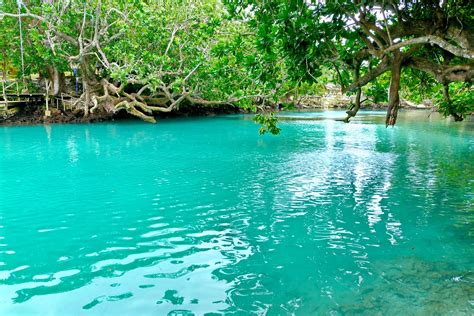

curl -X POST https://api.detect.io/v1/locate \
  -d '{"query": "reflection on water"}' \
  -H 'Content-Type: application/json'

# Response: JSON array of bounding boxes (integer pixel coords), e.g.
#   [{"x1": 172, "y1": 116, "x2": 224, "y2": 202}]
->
[{"x1": 0, "y1": 111, "x2": 473, "y2": 315}]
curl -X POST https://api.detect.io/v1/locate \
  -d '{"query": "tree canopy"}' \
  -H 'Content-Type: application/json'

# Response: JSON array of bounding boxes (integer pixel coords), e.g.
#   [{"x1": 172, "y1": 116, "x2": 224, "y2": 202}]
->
[
  {"x1": 1, "y1": 0, "x2": 473, "y2": 125},
  {"x1": 226, "y1": 0, "x2": 473, "y2": 125},
  {"x1": 1, "y1": 0, "x2": 281, "y2": 122}
]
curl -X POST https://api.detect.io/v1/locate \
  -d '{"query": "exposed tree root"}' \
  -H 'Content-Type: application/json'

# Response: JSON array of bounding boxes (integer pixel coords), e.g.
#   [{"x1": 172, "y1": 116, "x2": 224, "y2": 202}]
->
[{"x1": 69, "y1": 78, "x2": 245, "y2": 122}]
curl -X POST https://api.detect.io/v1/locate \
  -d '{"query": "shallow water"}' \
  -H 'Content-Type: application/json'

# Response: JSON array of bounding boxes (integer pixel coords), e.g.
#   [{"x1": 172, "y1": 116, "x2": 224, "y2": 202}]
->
[{"x1": 0, "y1": 110, "x2": 473, "y2": 315}]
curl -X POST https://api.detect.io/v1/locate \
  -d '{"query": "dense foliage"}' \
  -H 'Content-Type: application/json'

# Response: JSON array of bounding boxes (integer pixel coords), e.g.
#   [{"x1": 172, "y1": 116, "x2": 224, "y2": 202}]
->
[
  {"x1": 1, "y1": 0, "x2": 285, "y2": 122},
  {"x1": 1, "y1": 0, "x2": 473, "y2": 125},
  {"x1": 226, "y1": 0, "x2": 474, "y2": 124}
]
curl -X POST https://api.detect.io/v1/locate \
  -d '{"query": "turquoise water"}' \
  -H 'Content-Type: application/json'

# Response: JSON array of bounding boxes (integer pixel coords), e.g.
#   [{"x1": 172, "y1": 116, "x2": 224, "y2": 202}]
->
[{"x1": 0, "y1": 110, "x2": 473, "y2": 315}]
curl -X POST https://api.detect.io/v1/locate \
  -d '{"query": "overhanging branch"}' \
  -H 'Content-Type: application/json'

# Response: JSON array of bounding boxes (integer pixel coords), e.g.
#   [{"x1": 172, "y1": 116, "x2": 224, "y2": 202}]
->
[
  {"x1": 407, "y1": 57, "x2": 474, "y2": 83},
  {"x1": 385, "y1": 35, "x2": 474, "y2": 59},
  {"x1": 342, "y1": 57, "x2": 391, "y2": 93}
]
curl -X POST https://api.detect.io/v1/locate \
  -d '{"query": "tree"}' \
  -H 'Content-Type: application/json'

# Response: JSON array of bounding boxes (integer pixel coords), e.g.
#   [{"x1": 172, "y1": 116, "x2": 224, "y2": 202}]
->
[
  {"x1": 225, "y1": 0, "x2": 474, "y2": 125},
  {"x1": 1, "y1": 0, "x2": 278, "y2": 122}
]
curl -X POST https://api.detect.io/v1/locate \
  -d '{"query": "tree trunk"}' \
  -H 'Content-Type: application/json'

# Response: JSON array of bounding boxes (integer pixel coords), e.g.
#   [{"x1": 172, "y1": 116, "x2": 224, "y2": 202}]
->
[
  {"x1": 442, "y1": 83, "x2": 464, "y2": 122},
  {"x1": 79, "y1": 56, "x2": 97, "y2": 116},
  {"x1": 46, "y1": 65, "x2": 65, "y2": 95},
  {"x1": 343, "y1": 62, "x2": 362, "y2": 123},
  {"x1": 2, "y1": 48, "x2": 7, "y2": 102},
  {"x1": 386, "y1": 52, "x2": 402, "y2": 127},
  {"x1": 82, "y1": 79, "x2": 90, "y2": 116}
]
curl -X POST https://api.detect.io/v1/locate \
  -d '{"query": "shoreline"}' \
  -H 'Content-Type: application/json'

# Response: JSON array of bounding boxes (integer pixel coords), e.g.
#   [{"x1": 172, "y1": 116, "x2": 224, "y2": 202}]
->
[
  {"x1": 0, "y1": 104, "x2": 440, "y2": 127},
  {"x1": 0, "y1": 103, "x2": 245, "y2": 127}
]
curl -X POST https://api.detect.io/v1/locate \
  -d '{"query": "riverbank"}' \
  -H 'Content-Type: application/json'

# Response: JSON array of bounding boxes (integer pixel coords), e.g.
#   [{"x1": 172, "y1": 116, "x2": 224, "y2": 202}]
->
[
  {"x1": 0, "y1": 103, "x2": 245, "y2": 126},
  {"x1": 0, "y1": 99, "x2": 452, "y2": 127}
]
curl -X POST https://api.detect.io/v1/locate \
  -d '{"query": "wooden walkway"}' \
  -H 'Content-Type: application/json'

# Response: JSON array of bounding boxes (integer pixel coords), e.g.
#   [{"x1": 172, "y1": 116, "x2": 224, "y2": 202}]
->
[
  {"x1": 1, "y1": 93, "x2": 46, "y2": 117},
  {"x1": 0, "y1": 92, "x2": 78, "y2": 118},
  {"x1": 1, "y1": 93, "x2": 44, "y2": 109}
]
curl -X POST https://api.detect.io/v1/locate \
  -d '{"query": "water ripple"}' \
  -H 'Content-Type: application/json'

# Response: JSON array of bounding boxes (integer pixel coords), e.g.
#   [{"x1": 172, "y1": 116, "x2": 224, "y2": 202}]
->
[{"x1": 0, "y1": 112, "x2": 472, "y2": 314}]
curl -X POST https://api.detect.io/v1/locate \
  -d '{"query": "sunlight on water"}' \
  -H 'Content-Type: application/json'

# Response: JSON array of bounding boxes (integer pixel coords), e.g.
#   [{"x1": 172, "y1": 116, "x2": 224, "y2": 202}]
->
[{"x1": 0, "y1": 110, "x2": 473, "y2": 315}]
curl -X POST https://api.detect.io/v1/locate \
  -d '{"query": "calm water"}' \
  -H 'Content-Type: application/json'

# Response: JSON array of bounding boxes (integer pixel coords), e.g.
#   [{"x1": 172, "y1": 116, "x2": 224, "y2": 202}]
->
[{"x1": 0, "y1": 111, "x2": 473, "y2": 315}]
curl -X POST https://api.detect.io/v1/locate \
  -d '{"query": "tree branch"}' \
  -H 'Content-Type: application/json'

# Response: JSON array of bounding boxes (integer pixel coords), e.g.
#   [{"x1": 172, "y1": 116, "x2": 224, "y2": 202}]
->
[
  {"x1": 385, "y1": 35, "x2": 474, "y2": 59},
  {"x1": 0, "y1": 12, "x2": 77, "y2": 45},
  {"x1": 406, "y1": 57, "x2": 474, "y2": 83},
  {"x1": 342, "y1": 57, "x2": 391, "y2": 93}
]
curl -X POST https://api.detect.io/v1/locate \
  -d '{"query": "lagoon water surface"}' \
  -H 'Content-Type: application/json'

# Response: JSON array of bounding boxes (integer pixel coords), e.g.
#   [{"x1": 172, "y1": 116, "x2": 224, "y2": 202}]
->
[{"x1": 0, "y1": 111, "x2": 473, "y2": 315}]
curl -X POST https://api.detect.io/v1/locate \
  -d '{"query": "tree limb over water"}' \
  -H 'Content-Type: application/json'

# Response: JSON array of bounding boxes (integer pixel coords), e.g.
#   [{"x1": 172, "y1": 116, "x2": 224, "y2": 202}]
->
[
  {"x1": 2, "y1": 0, "x2": 473, "y2": 126},
  {"x1": 226, "y1": 0, "x2": 474, "y2": 124}
]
